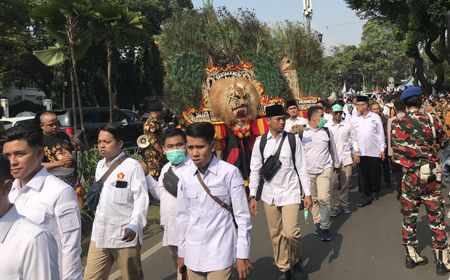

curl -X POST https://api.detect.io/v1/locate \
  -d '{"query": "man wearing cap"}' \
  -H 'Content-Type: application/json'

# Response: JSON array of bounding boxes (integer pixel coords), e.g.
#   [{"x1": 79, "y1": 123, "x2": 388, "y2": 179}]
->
[
  {"x1": 391, "y1": 86, "x2": 450, "y2": 275},
  {"x1": 351, "y1": 95, "x2": 385, "y2": 207},
  {"x1": 326, "y1": 104, "x2": 359, "y2": 216},
  {"x1": 284, "y1": 99, "x2": 308, "y2": 134},
  {"x1": 249, "y1": 104, "x2": 311, "y2": 280},
  {"x1": 302, "y1": 106, "x2": 340, "y2": 241}
]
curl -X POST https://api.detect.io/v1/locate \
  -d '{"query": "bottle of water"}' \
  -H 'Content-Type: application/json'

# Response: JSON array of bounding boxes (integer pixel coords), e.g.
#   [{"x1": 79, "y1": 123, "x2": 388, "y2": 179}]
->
[{"x1": 304, "y1": 210, "x2": 309, "y2": 224}]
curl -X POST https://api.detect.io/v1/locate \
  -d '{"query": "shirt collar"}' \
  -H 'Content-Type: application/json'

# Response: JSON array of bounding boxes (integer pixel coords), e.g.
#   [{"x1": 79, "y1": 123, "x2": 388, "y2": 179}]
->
[
  {"x1": 192, "y1": 155, "x2": 219, "y2": 176},
  {"x1": 0, "y1": 205, "x2": 18, "y2": 243},
  {"x1": 100, "y1": 151, "x2": 126, "y2": 168},
  {"x1": 12, "y1": 167, "x2": 48, "y2": 192},
  {"x1": 267, "y1": 130, "x2": 285, "y2": 140}
]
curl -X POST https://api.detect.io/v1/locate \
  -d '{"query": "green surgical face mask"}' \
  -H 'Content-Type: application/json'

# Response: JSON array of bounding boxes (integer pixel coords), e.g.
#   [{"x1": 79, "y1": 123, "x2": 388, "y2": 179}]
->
[
  {"x1": 318, "y1": 117, "x2": 328, "y2": 128},
  {"x1": 166, "y1": 149, "x2": 186, "y2": 165}
]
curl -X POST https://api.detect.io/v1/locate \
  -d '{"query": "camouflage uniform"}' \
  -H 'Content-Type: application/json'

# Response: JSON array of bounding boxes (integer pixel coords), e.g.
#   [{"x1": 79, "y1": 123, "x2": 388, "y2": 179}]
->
[
  {"x1": 391, "y1": 111, "x2": 449, "y2": 249},
  {"x1": 143, "y1": 116, "x2": 163, "y2": 178}
]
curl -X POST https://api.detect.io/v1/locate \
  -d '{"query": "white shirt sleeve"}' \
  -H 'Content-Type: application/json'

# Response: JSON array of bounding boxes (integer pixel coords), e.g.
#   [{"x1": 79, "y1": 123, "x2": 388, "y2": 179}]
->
[
  {"x1": 376, "y1": 116, "x2": 386, "y2": 152},
  {"x1": 248, "y1": 137, "x2": 263, "y2": 197},
  {"x1": 147, "y1": 173, "x2": 161, "y2": 200},
  {"x1": 229, "y1": 168, "x2": 252, "y2": 259},
  {"x1": 295, "y1": 137, "x2": 311, "y2": 196},
  {"x1": 328, "y1": 129, "x2": 341, "y2": 168},
  {"x1": 350, "y1": 123, "x2": 360, "y2": 154},
  {"x1": 54, "y1": 187, "x2": 83, "y2": 280},
  {"x1": 127, "y1": 167, "x2": 150, "y2": 234}
]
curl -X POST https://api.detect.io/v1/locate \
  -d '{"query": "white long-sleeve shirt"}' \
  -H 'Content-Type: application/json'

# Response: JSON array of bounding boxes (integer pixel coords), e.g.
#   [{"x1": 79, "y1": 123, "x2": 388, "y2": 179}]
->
[
  {"x1": 302, "y1": 125, "x2": 340, "y2": 174},
  {"x1": 10, "y1": 168, "x2": 83, "y2": 280},
  {"x1": 0, "y1": 205, "x2": 59, "y2": 280},
  {"x1": 248, "y1": 131, "x2": 311, "y2": 206},
  {"x1": 147, "y1": 158, "x2": 191, "y2": 246},
  {"x1": 326, "y1": 120, "x2": 359, "y2": 166},
  {"x1": 351, "y1": 111, "x2": 386, "y2": 157},
  {"x1": 92, "y1": 152, "x2": 149, "y2": 248},
  {"x1": 177, "y1": 156, "x2": 251, "y2": 272}
]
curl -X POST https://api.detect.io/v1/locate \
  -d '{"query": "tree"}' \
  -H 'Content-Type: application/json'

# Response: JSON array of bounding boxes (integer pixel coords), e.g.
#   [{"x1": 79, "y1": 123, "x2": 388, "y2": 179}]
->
[
  {"x1": 32, "y1": 0, "x2": 95, "y2": 132},
  {"x1": 323, "y1": 19, "x2": 413, "y2": 91},
  {"x1": 92, "y1": 2, "x2": 143, "y2": 122},
  {"x1": 345, "y1": 0, "x2": 450, "y2": 92}
]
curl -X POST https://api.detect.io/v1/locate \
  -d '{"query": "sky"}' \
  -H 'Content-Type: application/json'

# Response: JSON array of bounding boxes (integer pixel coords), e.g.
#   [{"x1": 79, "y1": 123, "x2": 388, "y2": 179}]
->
[{"x1": 191, "y1": 0, "x2": 366, "y2": 52}]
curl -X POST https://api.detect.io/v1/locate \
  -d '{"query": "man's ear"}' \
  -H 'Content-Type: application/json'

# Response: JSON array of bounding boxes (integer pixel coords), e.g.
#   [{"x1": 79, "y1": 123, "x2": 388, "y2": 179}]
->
[
  {"x1": 119, "y1": 140, "x2": 124, "y2": 150},
  {"x1": 37, "y1": 147, "x2": 44, "y2": 162}
]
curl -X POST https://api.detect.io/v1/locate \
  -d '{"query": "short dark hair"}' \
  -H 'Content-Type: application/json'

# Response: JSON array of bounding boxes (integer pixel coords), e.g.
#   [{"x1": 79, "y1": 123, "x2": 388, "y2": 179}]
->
[
  {"x1": 0, "y1": 126, "x2": 42, "y2": 148},
  {"x1": 186, "y1": 122, "x2": 215, "y2": 143},
  {"x1": 393, "y1": 99, "x2": 406, "y2": 112},
  {"x1": 161, "y1": 127, "x2": 186, "y2": 145},
  {"x1": 99, "y1": 123, "x2": 124, "y2": 142},
  {"x1": 402, "y1": 95, "x2": 422, "y2": 107},
  {"x1": 0, "y1": 154, "x2": 12, "y2": 185},
  {"x1": 307, "y1": 106, "x2": 323, "y2": 121}
]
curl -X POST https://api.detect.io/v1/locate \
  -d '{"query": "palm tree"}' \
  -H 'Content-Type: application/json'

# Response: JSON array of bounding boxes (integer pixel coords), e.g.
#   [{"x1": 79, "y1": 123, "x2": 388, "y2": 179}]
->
[{"x1": 32, "y1": 0, "x2": 94, "y2": 132}]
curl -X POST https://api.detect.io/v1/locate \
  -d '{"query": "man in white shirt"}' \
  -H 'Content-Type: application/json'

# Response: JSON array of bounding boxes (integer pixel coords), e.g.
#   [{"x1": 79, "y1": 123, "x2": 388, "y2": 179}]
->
[
  {"x1": 177, "y1": 122, "x2": 252, "y2": 280},
  {"x1": 85, "y1": 124, "x2": 149, "y2": 280},
  {"x1": 284, "y1": 99, "x2": 308, "y2": 133},
  {"x1": 316, "y1": 100, "x2": 333, "y2": 123},
  {"x1": 248, "y1": 104, "x2": 311, "y2": 280},
  {"x1": 326, "y1": 104, "x2": 359, "y2": 216},
  {"x1": 352, "y1": 95, "x2": 386, "y2": 207},
  {"x1": 0, "y1": 155, "x2": 59, "y2": 280},
  {"x1": 1, "y1": 126, "x2": 83, "y2": 280},
  {"x1": 302, "y1": 106, "x2": 340, "y2": 242},
  {"x1": 146, "y1": 128, "x2": 191, "y2": 280}
]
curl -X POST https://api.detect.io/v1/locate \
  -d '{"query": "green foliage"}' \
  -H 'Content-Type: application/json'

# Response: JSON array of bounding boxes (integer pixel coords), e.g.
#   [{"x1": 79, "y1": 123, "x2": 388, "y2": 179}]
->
[
  {"x1": 323, "y1": 19, "x2": 413, "y2": 91},
  {"x1": 81, "y1": 149, "x2": 102, "y2": 192},
  {"x1": 164, "y1": 53, "x2": 206, "y2": 114},
  {"x1": 243, "y1": 52, "x2": 291, "y2": 99},
  {"x1": 345, "y1": 0, "x2": 450, "y2": 91}
]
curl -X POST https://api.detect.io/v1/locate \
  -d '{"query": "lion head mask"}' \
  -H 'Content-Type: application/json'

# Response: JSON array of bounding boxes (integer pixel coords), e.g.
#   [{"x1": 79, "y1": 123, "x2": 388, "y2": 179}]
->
[{"x1": 208, "y1": 77, "x2": 261, "y2": 126}]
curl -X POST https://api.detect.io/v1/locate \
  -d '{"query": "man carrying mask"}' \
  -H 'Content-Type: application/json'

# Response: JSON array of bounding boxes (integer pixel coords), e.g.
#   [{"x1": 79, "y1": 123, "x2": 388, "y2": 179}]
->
[{"x1": 302, "y1": 106, "x2": 340, "y2": 241}]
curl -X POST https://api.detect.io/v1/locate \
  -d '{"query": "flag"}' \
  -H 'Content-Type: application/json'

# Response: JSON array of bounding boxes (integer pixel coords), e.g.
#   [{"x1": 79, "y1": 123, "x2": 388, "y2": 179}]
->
[{"x1": 341, "y1": 82, "x2": 347, "y2": 93}]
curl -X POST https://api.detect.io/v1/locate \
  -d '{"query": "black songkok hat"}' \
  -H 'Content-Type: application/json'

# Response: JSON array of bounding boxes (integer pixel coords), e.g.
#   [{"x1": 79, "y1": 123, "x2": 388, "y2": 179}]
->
[
  {"x1": 356, "y1": 95, "x2": 369, "y2": 102},
  {"x1": 285, "y1": 99, "x2": 298, "y2": 109},
  {"x1": 265, "y1": 104, "x2": 286, "y2": 117}
]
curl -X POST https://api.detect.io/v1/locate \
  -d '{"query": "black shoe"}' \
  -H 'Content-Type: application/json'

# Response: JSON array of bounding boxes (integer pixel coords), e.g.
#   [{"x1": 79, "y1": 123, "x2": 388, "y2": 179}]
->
[
  {"x1": 292, "y1": 262, "x2": 305, "y2": 280},
  {"x1": 396, "y1": 192, "x2": 401, "y2": 200},
  {"x1": 372, "y1": 193, "x2": 379, "y2": 200},
  {"x1": 278, "y1": 270, "x2": 292, "y2": 280},
  {"x1": 405, "y1": 255, "x2": 428, "y2": 269},
  {"x1": 357, "y1": 200, "x2": 372, "y2": 208}
]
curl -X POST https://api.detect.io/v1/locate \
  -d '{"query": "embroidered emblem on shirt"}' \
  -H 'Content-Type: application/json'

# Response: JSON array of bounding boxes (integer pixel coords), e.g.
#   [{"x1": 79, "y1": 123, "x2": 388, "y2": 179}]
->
[{"x1": 117, "y1": 172, "x2": 125, "y2": 180}]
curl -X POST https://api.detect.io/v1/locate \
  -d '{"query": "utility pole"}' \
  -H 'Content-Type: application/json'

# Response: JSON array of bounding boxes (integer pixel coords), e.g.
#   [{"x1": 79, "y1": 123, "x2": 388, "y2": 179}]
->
[{"x1": 303, "y1": 0, "x2": 313, "y2": 96}]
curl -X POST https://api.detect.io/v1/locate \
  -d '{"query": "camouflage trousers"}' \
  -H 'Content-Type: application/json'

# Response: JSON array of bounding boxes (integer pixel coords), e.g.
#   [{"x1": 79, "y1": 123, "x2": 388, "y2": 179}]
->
[{"x1": 401, "y1": 169, "x2": 448, "y2": 249}]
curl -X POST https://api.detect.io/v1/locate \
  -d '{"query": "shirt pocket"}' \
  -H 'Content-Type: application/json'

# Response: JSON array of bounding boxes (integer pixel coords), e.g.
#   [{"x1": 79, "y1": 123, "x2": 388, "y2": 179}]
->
[
  {"x1": 109, "y1": 216, "x2": 129, "y2": 240},
  {"x1": 279, "y1": 154, "x2": 293, "y2": 168},
  {"x1": 111, "y1": 181, "x2": 130, "y2": 205},
  {"x1": 186, "y1": 190, "x2": 200, "y2": 212},
  {"x1": 207, "y1": 186, "x2": 230, "y2": 211}
]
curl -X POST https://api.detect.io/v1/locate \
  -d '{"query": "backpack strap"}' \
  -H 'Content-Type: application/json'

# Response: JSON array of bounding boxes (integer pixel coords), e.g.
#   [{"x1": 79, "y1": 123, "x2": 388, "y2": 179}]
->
[
  {"x1": 322, "y1": 126, "x2": 332, "y2": 153},
  {"x1": 287, "y1": 132, "x2": 299, "y2": 177},
  {"x1": 259, "y1": 133, "x2": 268, "y2": 163}
]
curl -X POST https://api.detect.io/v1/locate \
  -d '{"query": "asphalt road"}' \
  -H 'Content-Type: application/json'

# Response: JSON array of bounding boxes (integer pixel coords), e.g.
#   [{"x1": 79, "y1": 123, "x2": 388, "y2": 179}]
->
[{"x1": 109, "y1": 183, "x2": 450, "y2": 280}]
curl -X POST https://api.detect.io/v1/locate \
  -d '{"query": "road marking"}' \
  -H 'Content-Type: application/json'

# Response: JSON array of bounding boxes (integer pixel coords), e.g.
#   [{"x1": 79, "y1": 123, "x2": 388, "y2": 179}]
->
[{"x1": 108, "y1": 241, "x2": 163, "y2": 280}]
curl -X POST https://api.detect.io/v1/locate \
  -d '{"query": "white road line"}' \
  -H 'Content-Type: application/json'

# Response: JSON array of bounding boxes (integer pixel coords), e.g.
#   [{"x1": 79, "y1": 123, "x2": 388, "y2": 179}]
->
[{"x1": 108, "y1": 241, "x2": 163, "y2": 280}]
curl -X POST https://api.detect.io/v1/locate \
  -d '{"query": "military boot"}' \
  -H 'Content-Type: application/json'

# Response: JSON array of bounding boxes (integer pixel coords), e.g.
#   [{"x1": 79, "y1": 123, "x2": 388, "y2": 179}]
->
[
  {"x1": 434, "y1": 248, "x2": 450, "y2": 276},
  {"x1": 404, "y1": 245, "x2": 428, "y2": 268}
]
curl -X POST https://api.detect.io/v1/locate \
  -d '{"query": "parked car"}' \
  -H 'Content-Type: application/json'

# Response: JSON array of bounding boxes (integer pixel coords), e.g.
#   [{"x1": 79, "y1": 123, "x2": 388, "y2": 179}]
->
[
  {"x1": 49, "y1": 107, "x2": 144, "y2": 147},
  {"x1": 0, "y1": 116, "x2": 35, "y2": 130}
]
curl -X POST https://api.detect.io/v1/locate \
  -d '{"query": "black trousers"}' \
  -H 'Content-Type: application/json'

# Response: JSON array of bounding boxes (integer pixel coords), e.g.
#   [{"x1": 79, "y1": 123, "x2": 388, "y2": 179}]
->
[
  {"x1": 359, "y1": 156, "x2": 382, "y2": 200},
  {"x1": 381, "y1": 148, "x2": 391, "y2": 185}
]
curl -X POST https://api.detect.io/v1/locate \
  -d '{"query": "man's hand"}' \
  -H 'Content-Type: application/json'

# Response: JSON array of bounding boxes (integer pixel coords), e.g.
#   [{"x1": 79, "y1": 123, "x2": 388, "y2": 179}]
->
[
  {"x1": 59, "y1": 154, "x2": 74, "y2": 168},
  {"x1": 236, "y1": 259, "x2": 252, "y2": 279},
  {"x1": 248, "y1": 197, "x2": 258, "y2": 216},
  {"x1": 303, "y1": 195, "x2": 312, "y2": 210},
  {"x1": 138, "y1": 160, "x2": 149, "y2": 176},
  {"x1": 121, "y1": 228, "x2": 137, "y2": 242},
  {"x1": 354, "y1": 154, "x2": 361, "y2": 165},
  {"x1": 177, "y1": 257, "x2": 185, "y2": 273},
  {"x1": 380, "y1": 151, "x2": 385, "y2": 160}
]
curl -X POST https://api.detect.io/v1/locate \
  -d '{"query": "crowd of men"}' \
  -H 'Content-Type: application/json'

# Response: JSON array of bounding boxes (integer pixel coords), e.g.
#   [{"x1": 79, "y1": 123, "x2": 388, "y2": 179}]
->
[{"x1": 1, "y1": 85, "x2": 450, "y2": 280}]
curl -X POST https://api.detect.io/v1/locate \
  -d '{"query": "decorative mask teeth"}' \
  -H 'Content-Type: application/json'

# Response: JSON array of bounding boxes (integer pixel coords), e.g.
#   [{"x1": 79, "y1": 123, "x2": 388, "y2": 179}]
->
[{"x1": 233, "y1": 107, "x2": 248, "y2": 117}]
